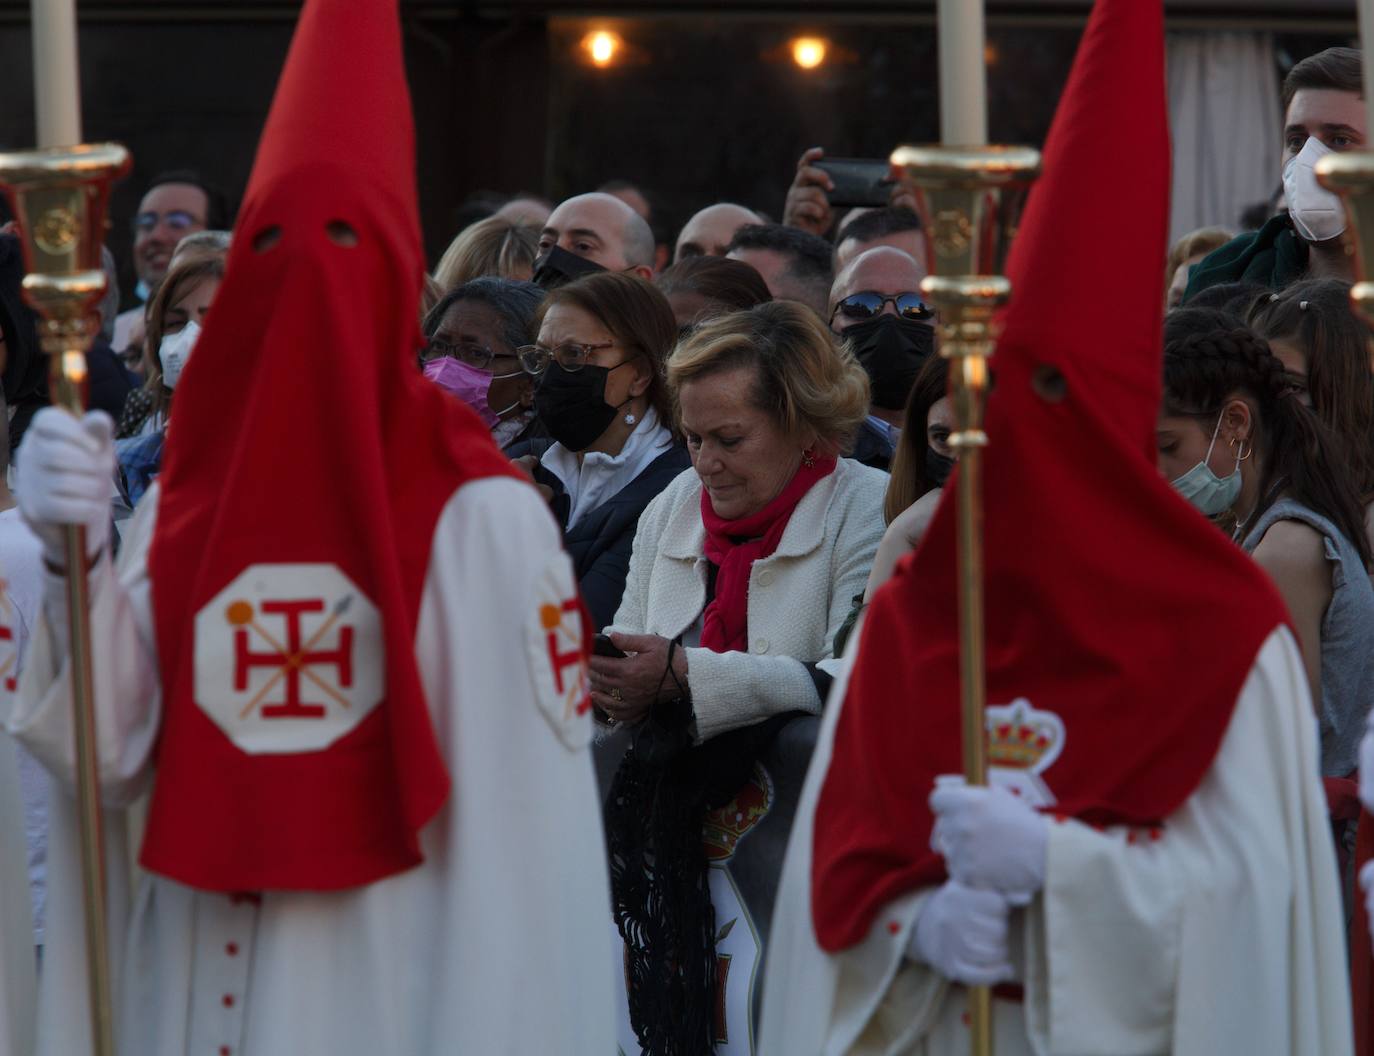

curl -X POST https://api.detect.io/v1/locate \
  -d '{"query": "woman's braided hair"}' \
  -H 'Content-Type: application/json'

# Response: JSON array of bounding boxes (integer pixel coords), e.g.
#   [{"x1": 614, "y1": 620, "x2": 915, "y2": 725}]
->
[{"x1": 1163, "y1": 307, "x2": 1372, "y2": 568}]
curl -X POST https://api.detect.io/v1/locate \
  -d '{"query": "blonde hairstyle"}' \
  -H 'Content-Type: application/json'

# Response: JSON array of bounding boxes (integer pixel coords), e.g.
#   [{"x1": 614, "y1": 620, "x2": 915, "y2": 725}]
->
[
  {"x1": 433, "y1": 216, "x2": 540, "y2": 289},
  {"x1": 668, "y1": 301, "x2": 870, "y2": 455},
  {"x1": 142, "y1": 253, "x2": 226, "y2": 419},
  {"x1": 1166, "y1": 226, "x2": 1231, "y2": 287}
]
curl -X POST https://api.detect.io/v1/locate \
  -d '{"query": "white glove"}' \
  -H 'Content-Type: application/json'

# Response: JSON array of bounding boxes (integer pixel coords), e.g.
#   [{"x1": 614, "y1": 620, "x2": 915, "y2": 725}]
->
[
  {"x1": 1360, "y1": 710, "x2": 1374, "y2": 812},
  {"x1": 1361, "y1": 861, "x2": 1374, "y2": 947},
  {"x1": 909, "y1": 879, "x2": 1015, "y2": 986},
  {"x1": 16, "y1": 408, "x2": 114, "y2": 567},
  {"x1": 930, "y1": 778, "x2": 1048, "y2": 905}
]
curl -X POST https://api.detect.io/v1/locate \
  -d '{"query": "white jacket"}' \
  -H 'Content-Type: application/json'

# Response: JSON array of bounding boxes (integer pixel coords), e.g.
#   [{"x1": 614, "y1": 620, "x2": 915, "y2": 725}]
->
[{"x1": 610, "y1": 458, "x2": 887, "y2": 742}]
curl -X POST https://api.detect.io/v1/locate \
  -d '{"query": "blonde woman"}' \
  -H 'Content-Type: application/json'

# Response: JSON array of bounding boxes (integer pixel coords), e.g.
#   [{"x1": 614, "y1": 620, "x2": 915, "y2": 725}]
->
[
  {"x1": 591, "y1": 301, "x2": 885, "y2": 1056},
  {"x1": 432, "y1": 215, "x2": 539, "y2": 289}
]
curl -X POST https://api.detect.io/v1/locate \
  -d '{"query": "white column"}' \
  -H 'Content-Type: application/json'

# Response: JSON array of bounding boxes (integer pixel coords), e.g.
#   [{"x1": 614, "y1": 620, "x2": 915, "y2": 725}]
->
[{"x1": 31, "y1": 0, "x2": 82, "y2": 148}]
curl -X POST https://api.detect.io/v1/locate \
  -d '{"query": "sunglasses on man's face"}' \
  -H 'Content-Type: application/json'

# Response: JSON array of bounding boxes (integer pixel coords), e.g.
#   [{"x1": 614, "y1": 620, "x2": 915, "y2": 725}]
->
[{"x1": 831, "y1": 291, "x2": 934, "y2": 324}]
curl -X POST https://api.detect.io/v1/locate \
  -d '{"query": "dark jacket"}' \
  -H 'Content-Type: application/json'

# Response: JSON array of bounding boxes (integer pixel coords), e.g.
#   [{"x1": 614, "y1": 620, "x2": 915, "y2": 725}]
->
[
  {"x1": 531, "y1": 445, "x2": 691, "y2": 630},
  {"x1": 849, "y1": 417, "x2": 895, "y2": 472},
  {"x1": 1183, "y1": 213, "x2": 1309, "y2": 303}
]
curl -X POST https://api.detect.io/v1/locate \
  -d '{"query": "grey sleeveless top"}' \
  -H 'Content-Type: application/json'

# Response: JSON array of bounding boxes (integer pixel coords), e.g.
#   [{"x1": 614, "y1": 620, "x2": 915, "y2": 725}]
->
[{"x1": 1241, "y1": 498, "x2": 1374, "y2": 777}]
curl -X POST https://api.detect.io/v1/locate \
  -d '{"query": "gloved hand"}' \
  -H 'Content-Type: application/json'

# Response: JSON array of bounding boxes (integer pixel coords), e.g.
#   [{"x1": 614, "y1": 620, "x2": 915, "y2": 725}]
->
[
  {"x1": 16, "y1": 408, "x2": 114, "y2": 568},
  {"x1": 930, "y1": 777, "x2": 1048, "y2": 905},
  {"x1": 909, "y1": 879, "x2": 1015, "y2": 986},
  {"x1": 1360, "y1": 710, "x2": 1374, "y2": 812}
]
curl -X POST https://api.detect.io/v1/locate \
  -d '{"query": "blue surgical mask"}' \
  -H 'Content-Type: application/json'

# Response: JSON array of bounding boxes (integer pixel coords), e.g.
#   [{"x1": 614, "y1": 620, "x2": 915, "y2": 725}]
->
[{"x1": 1170, "y1": 412, "x2": 1242, "y2": 516}]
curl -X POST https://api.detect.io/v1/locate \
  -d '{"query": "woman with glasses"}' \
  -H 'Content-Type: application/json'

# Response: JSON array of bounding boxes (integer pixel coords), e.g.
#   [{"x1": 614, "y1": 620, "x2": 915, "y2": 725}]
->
[
  {"x1": 420, "y1": 278, "x2": 542, "y2": 451},
  {"x1": 589, "y1": 301, "x2": 885, "y2": 1056},
  {"x1": 515, "y1": 271, "x2": 689, "y2": 630}
]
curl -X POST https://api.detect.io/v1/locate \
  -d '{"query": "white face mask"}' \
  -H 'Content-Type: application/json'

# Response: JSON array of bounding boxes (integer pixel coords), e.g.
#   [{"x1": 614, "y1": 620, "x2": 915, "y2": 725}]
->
[
  {"x1": 1170, "y1": 412, "x2": 1243, "y2": 517},
  {"x1": 1283, "y1": 136, "x2": 1347, "y2": 243},
  {"x1": 159, "y1": 319, "x2": 200, "y2": 389}
]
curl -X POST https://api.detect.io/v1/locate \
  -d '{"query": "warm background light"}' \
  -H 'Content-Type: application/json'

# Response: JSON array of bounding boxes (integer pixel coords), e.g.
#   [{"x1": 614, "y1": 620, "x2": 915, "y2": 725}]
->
[
  {"x1": 791, "y1": 36, "x2": 828, "y2": 70},
  {"x1": 584, "y1": 30, "x2": 621, "y2": 68}
]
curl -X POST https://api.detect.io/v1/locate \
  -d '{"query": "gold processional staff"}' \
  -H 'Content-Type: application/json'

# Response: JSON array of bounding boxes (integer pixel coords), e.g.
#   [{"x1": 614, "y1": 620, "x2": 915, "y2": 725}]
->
[
  {"x1": 0, "y1": 1, "x2": 131, "y2": 1054},
  {"x1": 892, "y1": 1, "x2": 1039, "y2": 1053}
]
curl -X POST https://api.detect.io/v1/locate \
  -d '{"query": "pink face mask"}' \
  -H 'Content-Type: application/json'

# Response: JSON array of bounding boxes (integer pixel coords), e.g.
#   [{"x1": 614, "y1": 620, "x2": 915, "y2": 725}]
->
[{"x1": 422, "y1": 356, "x2": 522, "y2": 429}]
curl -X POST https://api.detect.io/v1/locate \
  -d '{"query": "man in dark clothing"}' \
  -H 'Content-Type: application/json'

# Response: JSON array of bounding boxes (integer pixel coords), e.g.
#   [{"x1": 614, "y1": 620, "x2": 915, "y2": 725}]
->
[{"x1": 1185, "y1": 47, "x2": 1365, "y2": 301}]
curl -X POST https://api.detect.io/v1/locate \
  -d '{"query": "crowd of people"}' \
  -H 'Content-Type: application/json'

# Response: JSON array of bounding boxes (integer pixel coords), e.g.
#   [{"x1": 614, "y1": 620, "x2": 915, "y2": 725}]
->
[{"x1": 3, "y1": 0, "x2": 1374, "y2": 1050}]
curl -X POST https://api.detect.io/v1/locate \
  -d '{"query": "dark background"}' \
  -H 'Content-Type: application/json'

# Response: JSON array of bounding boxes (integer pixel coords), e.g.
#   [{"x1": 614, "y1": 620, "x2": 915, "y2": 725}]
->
[{"x1": 0, "y1": 1, "x2": 1354, "y2": 304}]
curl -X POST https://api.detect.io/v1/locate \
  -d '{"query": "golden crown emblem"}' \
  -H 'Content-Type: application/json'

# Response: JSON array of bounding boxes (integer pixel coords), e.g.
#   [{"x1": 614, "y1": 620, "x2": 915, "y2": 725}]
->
[
  {"x1": 987, "y1": 699, "x2": 1061, "y2": 772},
  {"x1": 702, "y1": 764, "x2": 775, "y2": 863}
]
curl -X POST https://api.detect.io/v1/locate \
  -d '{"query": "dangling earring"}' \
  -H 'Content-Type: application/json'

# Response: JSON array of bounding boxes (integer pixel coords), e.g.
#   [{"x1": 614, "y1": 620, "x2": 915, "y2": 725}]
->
[
  {"x1": 624, "y1": 412, "x2": 638, "y2": 426},
  {"x1": 801, "y1": 448, "x2": 817, "y2": 468}
]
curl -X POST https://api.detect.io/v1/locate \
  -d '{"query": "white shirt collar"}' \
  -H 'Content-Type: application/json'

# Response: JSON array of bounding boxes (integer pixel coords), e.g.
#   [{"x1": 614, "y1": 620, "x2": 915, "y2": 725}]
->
[{"x1": 541, "y1": 406, "x2": 671, "y2": 530}]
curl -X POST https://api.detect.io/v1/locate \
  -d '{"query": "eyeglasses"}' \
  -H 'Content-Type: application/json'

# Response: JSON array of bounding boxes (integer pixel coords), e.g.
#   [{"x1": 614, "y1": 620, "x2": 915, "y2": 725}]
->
[
  {"x1": 830, "y1": 291, "x2": 934, "y2": 324},
  {"x1": 132, "y1": 210, "x2": 203, "y2": 236},
  {"x1": 422, "y1": 338, "x2": 515, "y2": 370},
  {"x1": 517, "y1": 340, "x2": 617, "y2": 375}
]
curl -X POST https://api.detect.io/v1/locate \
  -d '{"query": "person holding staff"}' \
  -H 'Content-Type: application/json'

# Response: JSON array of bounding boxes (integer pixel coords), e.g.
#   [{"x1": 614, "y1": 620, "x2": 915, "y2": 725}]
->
[{"x1": 759, "y1": 1, "x2": 1351, "y2": 1052}]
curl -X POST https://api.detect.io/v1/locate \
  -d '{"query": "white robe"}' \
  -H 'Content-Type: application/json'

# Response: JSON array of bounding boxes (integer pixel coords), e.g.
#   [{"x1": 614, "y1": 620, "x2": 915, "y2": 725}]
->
[
  {"x1": 0, "y1": 729, "x2": 35, "y2": 1056},
  {"x1": 758, "y1": 628, "x2": 1352, "y2": 1056},
  {"x1": 4, "y1": 476, "x2": 616, "y2": 1056}
]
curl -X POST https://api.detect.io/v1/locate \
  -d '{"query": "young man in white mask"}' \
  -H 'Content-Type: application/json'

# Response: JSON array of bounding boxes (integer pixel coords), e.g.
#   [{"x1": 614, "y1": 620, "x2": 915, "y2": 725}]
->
[{"x1": 1185, "y1": 46, "x2": 1364, "y2": 301}]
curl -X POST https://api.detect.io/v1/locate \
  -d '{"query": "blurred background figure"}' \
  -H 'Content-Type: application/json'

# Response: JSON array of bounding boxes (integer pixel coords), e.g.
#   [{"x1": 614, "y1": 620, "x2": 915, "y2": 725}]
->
[
  {"x1": 112, "y1": 170, "x2": 231, "y2": 354},
  {"x1": 674, "y1": 203, "x2": 764, "y2": 263},
  {"x1": 433, "y1": 216, "x2": 541, "y2": 289},
  {"x1": 1167, "y1": 226, "x2": 1232, "y2": 309},
  {"x1": 726, "y1": 223, "x2": 832, "y2": 317},
  {"x1": 655, "y1": 254, "x2": 771, "y2": 335}
]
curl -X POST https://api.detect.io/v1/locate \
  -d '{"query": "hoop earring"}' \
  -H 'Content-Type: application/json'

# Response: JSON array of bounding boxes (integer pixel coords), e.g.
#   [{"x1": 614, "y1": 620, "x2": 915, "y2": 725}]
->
[{"x1": 1235, "y1": 440, "x2": 1252, "y2": 462}]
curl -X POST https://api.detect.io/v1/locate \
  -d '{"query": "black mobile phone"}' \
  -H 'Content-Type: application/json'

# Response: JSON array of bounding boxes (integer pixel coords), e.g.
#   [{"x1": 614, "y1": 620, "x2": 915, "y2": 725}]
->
[
  {"x1": 593, "y1": 633, "x2": 627, "y2": 659},
  {"x1": 815, "y1": 157, "x2": 893, "y2": 208}
]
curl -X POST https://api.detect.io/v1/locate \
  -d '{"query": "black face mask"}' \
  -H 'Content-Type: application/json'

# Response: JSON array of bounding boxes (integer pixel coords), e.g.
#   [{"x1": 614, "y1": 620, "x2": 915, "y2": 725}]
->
[
  {"x1": 534, "y1": 361, "x2": 629, "y2": 451},
  {"x1": 532, "y1": 245, "x2": 607, "y2": 290},
  {"x1": 843, "y1": 313, "x2": 935, "y2": 411},
  {"x1": 925, "y1": 447, "x2": 956, "y2": 490}
]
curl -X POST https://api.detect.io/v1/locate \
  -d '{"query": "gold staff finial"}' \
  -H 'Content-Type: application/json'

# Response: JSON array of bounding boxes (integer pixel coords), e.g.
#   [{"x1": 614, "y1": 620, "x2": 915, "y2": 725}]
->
[{"x1": 890, "y1": 142, "x2": 1039, "y2": 1056}]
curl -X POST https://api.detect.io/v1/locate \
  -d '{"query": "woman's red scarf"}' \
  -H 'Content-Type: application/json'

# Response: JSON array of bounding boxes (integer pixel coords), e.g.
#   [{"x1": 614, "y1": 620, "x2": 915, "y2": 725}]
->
[{"x1": 699, "y1": 455, "x2": 836, "y2": 652}]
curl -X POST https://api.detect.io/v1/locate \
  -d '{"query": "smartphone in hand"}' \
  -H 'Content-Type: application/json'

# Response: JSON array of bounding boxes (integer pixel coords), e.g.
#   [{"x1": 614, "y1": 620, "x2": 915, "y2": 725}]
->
[
  {"x1": 815, "y1": 157, "x2": 893, "y2": 208},
  {"x1": 593, "y1": 633, "x2": 627, "y2": 659}
]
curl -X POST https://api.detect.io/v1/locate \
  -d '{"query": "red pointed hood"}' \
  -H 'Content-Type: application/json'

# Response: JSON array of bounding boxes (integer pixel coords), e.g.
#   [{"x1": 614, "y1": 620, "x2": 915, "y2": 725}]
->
[
  {"x1": 810, "y1": 0, "x2": 1289, "y2": 951},
  {"x1": 242, "y1": 0, "x2": 421, "y2": 263},
  {"x1": 139, "y1": 0, "x2": 518, "y2": 891}
]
